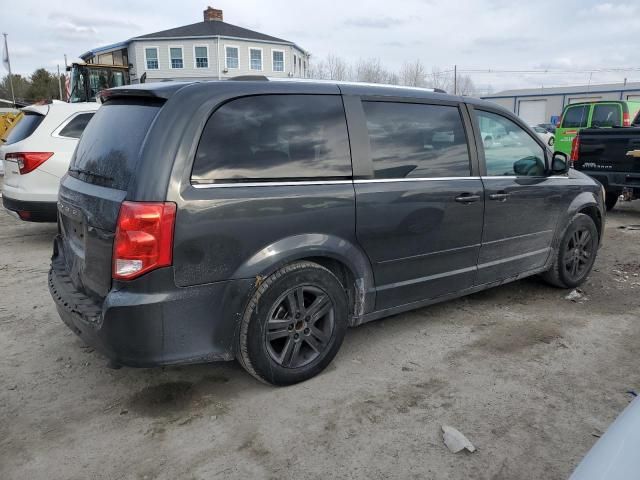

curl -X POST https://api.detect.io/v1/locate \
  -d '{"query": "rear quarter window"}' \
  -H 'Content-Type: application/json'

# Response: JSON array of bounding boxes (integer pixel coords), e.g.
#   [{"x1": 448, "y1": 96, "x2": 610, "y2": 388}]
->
[
  {"x1": 561, "y1": 105, "x2": 590, "y2": 128},
  {"x1": 191, "y1": 94, "x2": 352, "y2": 183},
  {"x1": 4, "y1": 112, "x2": 44, "y2": 145},
  {"x1": 58, "y1": 112, "x2": 95, "y2": 139},
  {"x1": 70, "y1": 100, "x2": 161, "y2": 190}
]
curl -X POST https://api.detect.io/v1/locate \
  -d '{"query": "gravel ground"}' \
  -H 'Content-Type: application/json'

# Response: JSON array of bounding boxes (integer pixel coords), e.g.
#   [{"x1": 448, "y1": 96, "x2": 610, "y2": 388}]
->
[{"x1": 1, "y1": 201, "x2": 639, "y2": 480}]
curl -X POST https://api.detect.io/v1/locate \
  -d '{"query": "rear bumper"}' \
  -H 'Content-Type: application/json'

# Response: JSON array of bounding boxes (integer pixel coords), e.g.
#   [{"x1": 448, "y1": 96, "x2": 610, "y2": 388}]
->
[
  {"x1": 48, "y1": 236, "x2": 254, "y2": 367},
  {"x1": 2, "y1": 195, "x2": 58, "y2": 222},
  {"x1": 582, "y1": 171, "x2": 640, "y2": 192}
]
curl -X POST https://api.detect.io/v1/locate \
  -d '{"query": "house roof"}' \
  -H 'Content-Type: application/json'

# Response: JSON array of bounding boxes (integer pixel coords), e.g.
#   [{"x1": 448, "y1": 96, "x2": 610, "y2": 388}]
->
[
  {"x1": 131, "y1": 20, "x2": 292, "y2": 44},
  {"x1": 484, "y1": 82, "x2": 640, "y2": 98},
  {"x1": 80, "y1": 41, "x2": 130, "y2": 61}
]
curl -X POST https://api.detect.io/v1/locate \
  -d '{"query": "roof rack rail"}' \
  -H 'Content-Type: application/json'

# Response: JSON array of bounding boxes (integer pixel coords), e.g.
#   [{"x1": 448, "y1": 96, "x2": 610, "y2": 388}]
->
[
  {"x1": 228, "y1": 76, "x2": 449, "y2": 94},
  {"x1": 229, "y1": 75, "x2": 269, "y2": 81}
]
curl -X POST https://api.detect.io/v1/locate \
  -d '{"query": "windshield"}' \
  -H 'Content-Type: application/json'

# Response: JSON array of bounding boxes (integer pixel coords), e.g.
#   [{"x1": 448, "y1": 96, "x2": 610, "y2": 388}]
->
[
  {"x1": 4, "y1": 112, "x2": 44, "y2": 145},
  {"x1": 69, "y1": 66, "x2": 130, "y2": 103}
]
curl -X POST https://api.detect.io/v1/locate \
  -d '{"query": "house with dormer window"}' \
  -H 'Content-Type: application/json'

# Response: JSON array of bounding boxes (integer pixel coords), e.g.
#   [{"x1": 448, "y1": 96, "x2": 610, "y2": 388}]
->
[{"x1": 79, "y1": 7, "x2": 310, "y2": 83}]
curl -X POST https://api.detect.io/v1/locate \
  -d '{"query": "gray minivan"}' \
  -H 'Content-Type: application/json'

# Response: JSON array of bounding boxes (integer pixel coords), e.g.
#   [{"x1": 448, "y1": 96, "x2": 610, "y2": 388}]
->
[{"x1": 49, "y1": 79, "x2": 605, "y2": 385}]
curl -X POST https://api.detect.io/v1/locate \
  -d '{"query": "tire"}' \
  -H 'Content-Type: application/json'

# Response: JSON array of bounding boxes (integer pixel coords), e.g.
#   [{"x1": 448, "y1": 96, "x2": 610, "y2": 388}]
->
[
  {"x1": 542, "y1": 213, "x2": 599, "y2": 289},
  {"x1": 605, "y1": 191, "x2": 619, "y2": 211},
  {"x1": 237, "y1": 261, "x2": 348, "y2": 386},
  {"x1": 548, "y1": 136, "x2": 555, "y2": 147}
]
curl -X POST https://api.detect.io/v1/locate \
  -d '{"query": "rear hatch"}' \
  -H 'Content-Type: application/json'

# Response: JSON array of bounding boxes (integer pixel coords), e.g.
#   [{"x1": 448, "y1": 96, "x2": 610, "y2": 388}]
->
[
  {"x1": 577, "y1": 128, "x2": 640, "y2": 174},
  {"x1": 57, "y1": 98, "x2": 163, "y2": 300}
]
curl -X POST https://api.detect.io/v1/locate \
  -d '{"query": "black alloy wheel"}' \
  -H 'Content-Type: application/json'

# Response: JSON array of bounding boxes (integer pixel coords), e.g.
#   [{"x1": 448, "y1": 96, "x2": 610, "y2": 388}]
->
[
  {"x1": 237, "y1": 261, "x2": 348, "y2": 386},
  {"x1": 562, "y1": 227, "x2": 594, "y2": 283},
  {"x1": 266, "y1": 285, "x2": 335, "y2": 368}
]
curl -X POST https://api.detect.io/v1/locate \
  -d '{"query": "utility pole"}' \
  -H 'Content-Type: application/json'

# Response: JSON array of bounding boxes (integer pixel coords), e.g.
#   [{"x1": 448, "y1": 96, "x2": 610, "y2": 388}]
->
[
  {"x1": 453, "y1": 64, "x2": 457, "y2": 96},
  {"x1": 2, "y1": 33, "x2": 16, "y2": 106}
]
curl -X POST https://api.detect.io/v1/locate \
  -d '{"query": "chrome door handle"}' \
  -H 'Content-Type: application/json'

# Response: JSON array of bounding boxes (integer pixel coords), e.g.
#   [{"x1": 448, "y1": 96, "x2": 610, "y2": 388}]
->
[
  {"x1": 455, "y1": 194, "x2": 481, "y2": 203},
  {"x1": 489, "y1": 192, "x2": 510, "y2": 201}
]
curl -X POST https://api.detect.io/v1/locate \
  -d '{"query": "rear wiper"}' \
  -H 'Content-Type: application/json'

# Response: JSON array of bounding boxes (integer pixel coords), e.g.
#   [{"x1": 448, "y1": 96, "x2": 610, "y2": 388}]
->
[{"x1": 68, "y1": 167, "x2": 113, "y2": 181}]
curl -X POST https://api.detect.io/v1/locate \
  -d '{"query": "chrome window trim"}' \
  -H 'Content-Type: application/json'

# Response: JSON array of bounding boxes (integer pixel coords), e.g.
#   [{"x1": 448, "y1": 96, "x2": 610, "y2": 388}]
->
[
  {"x1": 480, "y1": 175, "x2": 567, "y2": 180},
  {"x1": 355, "y1": 177, "x2": 481, "y2": 183},
  {"x1": 192, "y1": 180, "x2": 353, "y2": 188},
  {"x1": 192, "y1": 177, "x2": 481, "y2": 188}
]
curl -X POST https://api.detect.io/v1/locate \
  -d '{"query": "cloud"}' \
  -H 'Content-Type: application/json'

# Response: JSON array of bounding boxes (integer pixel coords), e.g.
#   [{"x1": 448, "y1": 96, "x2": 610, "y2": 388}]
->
[
  {"x1": 343, "y1": 16, "x2": 406, "y2": 28},
  {"x1": 588, "y1": 2, "x2": 638, "y2": 16},
  {"x1": 48, "y1": 12, "x2": 140, "y2": 30}
]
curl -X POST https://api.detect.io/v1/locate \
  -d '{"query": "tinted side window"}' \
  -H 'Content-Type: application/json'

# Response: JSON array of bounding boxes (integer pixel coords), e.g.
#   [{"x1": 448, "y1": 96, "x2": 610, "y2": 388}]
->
[
  {"x1": 476, "y1": 110, "x2": 546, "y2": 177},
  {"x1": 58, "y1": 113, "x2": 95, "y2": 139},
  {"x1": 562, "y1": 105, "x2": 590, "y2": 128},
  {"x1": 591, "y1": 104, "x2": 621, "y2": 127},
  {"x1": 4, "y1": 112, "x2": 44, "y2": 145},
  {"x1": 192, "y1": 95, "x2": 351, "y2": 183},
  {"x1": 363, "y1": 101, "x2": 470, "y2": 178}
]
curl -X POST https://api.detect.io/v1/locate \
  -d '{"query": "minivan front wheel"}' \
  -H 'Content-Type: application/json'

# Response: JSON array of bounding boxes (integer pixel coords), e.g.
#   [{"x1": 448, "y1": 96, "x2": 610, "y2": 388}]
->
[
  {"x1": 542, "y1": 213, "x2": 599, "y2": 289},
  {"x1": 237, "y1": 261, "x2": 348, "y2": 385}
]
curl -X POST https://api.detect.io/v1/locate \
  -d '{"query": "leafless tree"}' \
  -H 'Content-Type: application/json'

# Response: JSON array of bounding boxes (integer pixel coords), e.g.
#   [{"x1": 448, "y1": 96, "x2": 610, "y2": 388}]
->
[
  {"x1": 355, "y1": 58, "x2": 390, "y2": 84},
  {"x1": 325, "y1": 54, "x2": 350, "y2": 81},
  {"x1": 427, "y1": 67, "x2": 452, "y2": 92},
  {"x1": 456, "y1": 74, "x2": 476, "y2": 96},
  {"x1": 308, "y1": 54, "x2": 487, "y2": 96},
  {"x1": 399, "y1": 59, "x2": 427, "y2": 87}
]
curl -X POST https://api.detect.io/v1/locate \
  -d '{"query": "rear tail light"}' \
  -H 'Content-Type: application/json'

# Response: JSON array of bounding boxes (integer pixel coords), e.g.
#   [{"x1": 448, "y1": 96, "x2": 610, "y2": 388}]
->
[
  {"x1": 5, "y1": 152, "x2": 53, "y2": 174},
  {"x1": 113, "y1": 201, "x2": 176, "y2": 280},
  {"x1": 570, "y1": 135, "x2": 580, "y2": 164},
  {"x1": 623, "y1": 112, "x2": 631, "y2": 127}
]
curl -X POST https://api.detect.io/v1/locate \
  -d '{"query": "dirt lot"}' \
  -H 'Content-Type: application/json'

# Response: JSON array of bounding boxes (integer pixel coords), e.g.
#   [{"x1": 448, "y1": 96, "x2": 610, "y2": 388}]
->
[{"x1": 1, "y1": 202, "x2": 640, "y2": 480}]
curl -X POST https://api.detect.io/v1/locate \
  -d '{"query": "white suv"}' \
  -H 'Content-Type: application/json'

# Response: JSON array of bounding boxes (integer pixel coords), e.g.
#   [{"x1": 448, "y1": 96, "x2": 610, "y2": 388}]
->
[{"x1": 1, "y1": 100, "x2": 99, "y2": 221}]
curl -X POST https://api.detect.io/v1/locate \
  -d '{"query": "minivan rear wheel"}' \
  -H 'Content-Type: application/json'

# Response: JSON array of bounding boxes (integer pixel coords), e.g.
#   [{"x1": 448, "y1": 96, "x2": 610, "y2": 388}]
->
[
  {"x1": 541, "y1": 213, "x2": 599, "y2": 289},
  {"x1": 237, "y1": 261, "x2": 348, "y2": 385}
]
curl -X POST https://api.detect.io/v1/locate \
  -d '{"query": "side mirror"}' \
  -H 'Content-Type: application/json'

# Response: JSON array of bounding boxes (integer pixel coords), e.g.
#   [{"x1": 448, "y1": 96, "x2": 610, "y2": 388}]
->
[
  {"x1": 551, "y1": 153, "x2": 569, "y2": 175},
  {"x1": 514, "y1": 156, "x2": 545, "y2": 176}
]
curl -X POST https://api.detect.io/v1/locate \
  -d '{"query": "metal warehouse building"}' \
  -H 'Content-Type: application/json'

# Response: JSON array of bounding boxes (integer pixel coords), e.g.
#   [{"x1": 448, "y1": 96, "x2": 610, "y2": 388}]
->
[{"x1": 481, "y1": 82, "x2": 640, "y2": 125}]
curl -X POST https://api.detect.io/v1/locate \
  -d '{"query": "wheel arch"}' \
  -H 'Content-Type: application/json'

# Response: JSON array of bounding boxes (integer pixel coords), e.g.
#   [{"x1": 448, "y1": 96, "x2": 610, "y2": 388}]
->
[
  {"x1": 577, "y1": 204, "x2": 603, "y2": 241},
  {"x1": 232, "y1": 234, "x2": 376, "y2": 323},
  {"x1": 551, "y1": 191, "x2": 603, "y2": 252}
]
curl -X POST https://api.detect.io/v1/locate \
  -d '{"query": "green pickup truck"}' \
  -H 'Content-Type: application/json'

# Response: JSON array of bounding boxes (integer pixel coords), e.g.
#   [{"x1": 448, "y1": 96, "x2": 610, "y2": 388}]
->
[{"x1": 555, "y1": 100, "x2": 640, "y2": 156}]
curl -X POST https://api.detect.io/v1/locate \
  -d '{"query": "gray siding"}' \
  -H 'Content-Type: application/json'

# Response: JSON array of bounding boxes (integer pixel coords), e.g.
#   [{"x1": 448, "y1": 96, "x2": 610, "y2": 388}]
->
[
  {"x1": 482, "y1": 86, "x2": 640, "y2": 123},
  {"x1": 129, "y1": 38, "x2": 307, "y2": 83}
]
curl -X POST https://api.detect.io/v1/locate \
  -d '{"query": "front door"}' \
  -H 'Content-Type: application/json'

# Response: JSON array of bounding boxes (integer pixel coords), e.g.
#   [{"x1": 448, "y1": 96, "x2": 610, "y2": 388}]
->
[
  {"x1": 473, "y1": 108, "x2": 564, "y2": 285},
  {"x1": 354, "y1": 99, "x2": 484, "y2": 310}
]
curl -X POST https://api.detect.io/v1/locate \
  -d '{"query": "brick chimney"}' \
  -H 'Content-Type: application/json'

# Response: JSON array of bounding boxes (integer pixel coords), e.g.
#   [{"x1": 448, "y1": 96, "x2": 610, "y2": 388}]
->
[{"x1": 203, "y1": 6, "x2": 223, "y2": 21}]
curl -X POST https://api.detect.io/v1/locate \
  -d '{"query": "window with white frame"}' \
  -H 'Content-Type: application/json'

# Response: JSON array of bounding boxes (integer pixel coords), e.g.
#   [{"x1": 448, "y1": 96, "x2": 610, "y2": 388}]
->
[
  {"x1": 194, "y1": 46, "x2": 208, "y2": 68},
  {"x1": 293, "y1": 54, "x2": 297, "y2": 74},
  {"x1": 145, "y1": 47, "x2": 159, "y2": 70},
  {"x1": 169, "y1": 47, "x2": 183, "y2": 69},
  {"x1": 250, "y1": 48, "x2": 262, "y2": 71},
  {"x1": 272, "y1": 50, "x2": 284, "y2": 72},
  {"x1": 225, "y1": 46, "x2": 239, "y2": 69}
]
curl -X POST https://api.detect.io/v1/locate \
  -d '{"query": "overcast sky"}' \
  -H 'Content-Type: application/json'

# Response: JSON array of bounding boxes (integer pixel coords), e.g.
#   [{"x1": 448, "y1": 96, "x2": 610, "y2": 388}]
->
[{"x1": 2, "y1": 0, "x2": 638, "y2": 93}]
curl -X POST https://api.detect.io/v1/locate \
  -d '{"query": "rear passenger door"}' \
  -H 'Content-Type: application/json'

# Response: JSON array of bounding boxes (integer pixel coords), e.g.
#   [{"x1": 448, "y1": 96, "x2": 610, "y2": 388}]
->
[
  {"x1": 350, "y1": 98, "x2": 484, "y2": 310},
  {"x1": 472, "y1": 108, "x2": 563, "y2": 284}
]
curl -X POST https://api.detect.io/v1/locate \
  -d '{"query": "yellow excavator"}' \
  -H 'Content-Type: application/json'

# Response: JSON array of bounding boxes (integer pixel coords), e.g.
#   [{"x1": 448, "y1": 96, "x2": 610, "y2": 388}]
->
[{"x1": 0, "y1": 111, "x2": 23, "y2": 143}]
